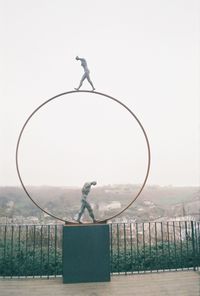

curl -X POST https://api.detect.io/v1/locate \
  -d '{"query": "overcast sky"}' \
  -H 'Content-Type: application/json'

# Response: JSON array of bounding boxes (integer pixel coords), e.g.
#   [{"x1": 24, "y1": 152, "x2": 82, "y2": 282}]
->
[{"x1": 0, "y1": 0, "x2": 199, "y2": 187}]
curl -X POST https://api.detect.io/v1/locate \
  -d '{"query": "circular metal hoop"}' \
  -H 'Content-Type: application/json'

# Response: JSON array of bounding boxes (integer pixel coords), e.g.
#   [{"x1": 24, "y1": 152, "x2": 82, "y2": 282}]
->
[{"x1": 16, "y1": 90, "x2": 151, "y2": 224}]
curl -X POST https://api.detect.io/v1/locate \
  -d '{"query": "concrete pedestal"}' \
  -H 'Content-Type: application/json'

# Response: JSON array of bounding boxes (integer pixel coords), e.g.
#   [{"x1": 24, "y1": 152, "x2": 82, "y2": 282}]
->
[{"x1": 63, "y1": 224, "x2": 110, "y2": 283}]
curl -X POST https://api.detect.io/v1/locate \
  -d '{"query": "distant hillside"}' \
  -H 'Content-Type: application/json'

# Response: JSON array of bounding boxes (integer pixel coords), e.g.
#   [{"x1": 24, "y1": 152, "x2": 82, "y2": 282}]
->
[
  {"x1": 0, "y1": 185, "x2": 199, "y2": 222},
  {"x1": 0, "y1": 185, "x2": 198, "y2": 206},
  {"x1": 138, "y1": 185, "x2": 199, "y2": 205}
]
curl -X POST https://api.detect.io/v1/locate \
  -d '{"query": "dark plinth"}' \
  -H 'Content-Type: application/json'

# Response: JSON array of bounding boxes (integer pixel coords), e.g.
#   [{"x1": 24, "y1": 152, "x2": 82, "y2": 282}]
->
[{"x1": 63, "y1": 224, "x2": 110, "y2": 283}]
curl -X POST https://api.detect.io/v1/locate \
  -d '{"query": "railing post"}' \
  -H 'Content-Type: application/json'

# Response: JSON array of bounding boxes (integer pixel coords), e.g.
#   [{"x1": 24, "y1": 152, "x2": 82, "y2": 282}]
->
[{"x1": 191, "y1": 221, "x2": 196, "y2": 271}]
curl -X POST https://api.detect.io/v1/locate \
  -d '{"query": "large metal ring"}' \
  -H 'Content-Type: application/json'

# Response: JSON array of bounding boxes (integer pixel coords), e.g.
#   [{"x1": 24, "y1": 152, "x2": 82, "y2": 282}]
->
[{"x1": 16, "y1": 90, "x2": 151, "y2": 224}]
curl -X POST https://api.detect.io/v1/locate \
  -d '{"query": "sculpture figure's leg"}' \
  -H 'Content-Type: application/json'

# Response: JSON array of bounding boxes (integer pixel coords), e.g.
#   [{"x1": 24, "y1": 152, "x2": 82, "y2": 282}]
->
[
  {"x1": 85, "y1": 202, "x2": 96, "y2": 223},
  {"x1": 86, "y1": 74, "x2": 95, "y2": 91},
  {"x1": 77, "y1": 202, "x2": 85, "y2": 223},
  {"x1": 75, "y1": 73, "x2": 87, "y2": 90}
]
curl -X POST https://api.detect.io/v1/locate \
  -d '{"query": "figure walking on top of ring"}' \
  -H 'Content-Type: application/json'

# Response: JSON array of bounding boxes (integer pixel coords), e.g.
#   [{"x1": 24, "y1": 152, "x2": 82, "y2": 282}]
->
[
  {"x1": 75, "y1": 56, "x2": 95, "y2": 91},
  {"x1": 76, "y1": 181, "x2": 97, "y2": 223}
]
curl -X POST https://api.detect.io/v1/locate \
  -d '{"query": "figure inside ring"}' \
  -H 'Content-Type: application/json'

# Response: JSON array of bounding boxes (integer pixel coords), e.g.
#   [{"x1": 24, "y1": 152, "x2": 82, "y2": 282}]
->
[
  {"x1": 75, "y1": 56, "x2": 95, "y2": 91},
  {"x1": 76, "y1": 181, "x2": 97, "y2": 223}
]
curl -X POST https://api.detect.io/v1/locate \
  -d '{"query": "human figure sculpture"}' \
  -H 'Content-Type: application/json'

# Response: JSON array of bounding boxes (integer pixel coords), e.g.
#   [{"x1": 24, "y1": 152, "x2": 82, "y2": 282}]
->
[
  {"x1": 76, "y1": 181, "x2": 97, "y2": 223},
  {"x1": 75, "y1": 56, "x2": 95, "y2": 91}
]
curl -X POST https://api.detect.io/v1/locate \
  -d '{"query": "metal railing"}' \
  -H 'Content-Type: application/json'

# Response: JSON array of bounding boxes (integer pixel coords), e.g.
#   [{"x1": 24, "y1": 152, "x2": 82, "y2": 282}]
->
[
  {"x1": 0, "y1": 221, "x2": 199, "y2": 278},
  {"x1": 110, "y1": 221, "x2": 200, "y2": 274},
  {"x1": 0, "y1": 224, "x2": 62, "y2": 278}
]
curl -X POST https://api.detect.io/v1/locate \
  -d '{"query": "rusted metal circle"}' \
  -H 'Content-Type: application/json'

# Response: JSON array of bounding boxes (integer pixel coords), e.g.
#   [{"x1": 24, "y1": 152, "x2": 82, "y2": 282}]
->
[{"x1": 16, "y1": 90, "x2": 151, "y2": 224}]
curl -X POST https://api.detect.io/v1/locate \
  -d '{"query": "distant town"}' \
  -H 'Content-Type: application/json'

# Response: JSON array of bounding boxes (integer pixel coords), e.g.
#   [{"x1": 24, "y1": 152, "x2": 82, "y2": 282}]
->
[{"x1": 0, "y1": 185, "x2": 199, "y2": 224}]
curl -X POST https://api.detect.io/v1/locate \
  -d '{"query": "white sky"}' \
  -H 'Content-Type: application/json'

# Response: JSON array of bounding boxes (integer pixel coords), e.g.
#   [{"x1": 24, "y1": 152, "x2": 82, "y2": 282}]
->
[{"x1": 0, "y1": 0, "x2": 199, "y2": 187}]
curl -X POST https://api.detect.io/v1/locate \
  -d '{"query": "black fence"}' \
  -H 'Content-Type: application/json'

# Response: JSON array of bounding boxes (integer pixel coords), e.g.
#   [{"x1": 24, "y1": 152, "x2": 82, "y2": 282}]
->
[
  {"x1": 110, "y1": 221, "x2": 200, "y2": 273},
  {"x1": 0, "y1": 221, "x2": 199, "y2": 278}
]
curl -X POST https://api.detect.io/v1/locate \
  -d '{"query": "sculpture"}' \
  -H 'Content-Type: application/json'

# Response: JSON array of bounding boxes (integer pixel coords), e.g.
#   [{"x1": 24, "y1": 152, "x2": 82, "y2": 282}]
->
[
  {"x1": 16, "y1": 90, "x2": 151, "y2": 224},
  {"x1": 76, "y1": 181, "x2": 97, "y2": 223},
  {"x1": 75, "y1": 56, "x2": 95, "y2": 91}
]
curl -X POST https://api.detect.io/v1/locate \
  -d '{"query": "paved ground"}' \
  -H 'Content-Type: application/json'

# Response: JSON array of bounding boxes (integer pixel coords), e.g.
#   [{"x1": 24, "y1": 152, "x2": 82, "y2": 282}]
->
[{"x1": 0, "y1": 271, "x2": 199, "y2": 296}]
